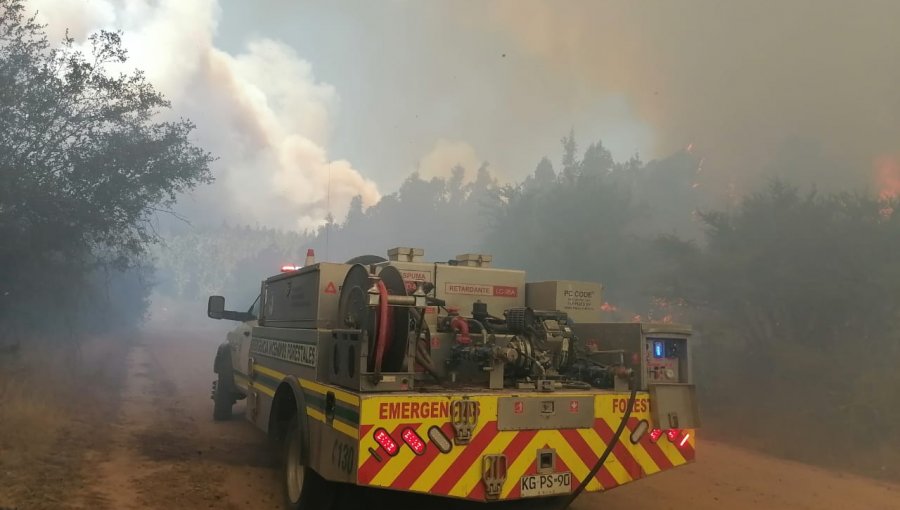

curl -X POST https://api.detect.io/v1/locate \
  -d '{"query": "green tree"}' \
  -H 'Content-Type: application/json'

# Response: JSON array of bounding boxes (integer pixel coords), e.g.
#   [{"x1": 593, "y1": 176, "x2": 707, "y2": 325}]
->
[{"x1": 0, "y1": 0, "x2": 213, "y2": 336}]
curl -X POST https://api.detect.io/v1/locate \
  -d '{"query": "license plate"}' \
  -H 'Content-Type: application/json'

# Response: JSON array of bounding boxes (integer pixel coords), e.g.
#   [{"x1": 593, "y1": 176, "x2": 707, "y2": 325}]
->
[{"x1": 519, "y1": 472, "x2": 572, "y2": 497}]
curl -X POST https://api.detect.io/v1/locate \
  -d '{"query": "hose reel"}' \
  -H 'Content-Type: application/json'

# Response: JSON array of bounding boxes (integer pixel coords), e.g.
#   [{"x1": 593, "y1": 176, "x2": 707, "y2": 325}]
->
[{"x1": 338, "y1": 264, "x2": 411, "y2": 375}]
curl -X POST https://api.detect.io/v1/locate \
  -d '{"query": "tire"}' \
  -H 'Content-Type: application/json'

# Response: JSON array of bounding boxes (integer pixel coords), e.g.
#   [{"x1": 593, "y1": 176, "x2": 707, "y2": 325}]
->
[
  {"x1": 212, "y1": 371, "x2": 233, "y2": 421},
  {"x1": 284, "y1": 416, "x2": 336, "y2": 510}
]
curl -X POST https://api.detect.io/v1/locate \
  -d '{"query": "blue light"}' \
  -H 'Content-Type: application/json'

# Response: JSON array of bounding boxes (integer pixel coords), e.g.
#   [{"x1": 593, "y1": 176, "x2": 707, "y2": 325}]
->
[{"x1": 653, "y1": 341, "x2": 665, "y2": 358}]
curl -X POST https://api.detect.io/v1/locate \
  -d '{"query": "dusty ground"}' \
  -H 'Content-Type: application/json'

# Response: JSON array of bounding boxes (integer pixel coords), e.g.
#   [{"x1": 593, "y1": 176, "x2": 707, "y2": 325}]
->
[{"x1": 5, "y1": 327, "x2": 900, "y2": 509}]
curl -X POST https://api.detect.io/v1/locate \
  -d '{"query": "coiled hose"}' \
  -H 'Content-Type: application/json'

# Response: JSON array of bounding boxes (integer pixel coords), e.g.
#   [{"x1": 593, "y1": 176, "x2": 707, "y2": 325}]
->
[{"x1": 558, "y1": 373, "x2": 638, "y2": 510}]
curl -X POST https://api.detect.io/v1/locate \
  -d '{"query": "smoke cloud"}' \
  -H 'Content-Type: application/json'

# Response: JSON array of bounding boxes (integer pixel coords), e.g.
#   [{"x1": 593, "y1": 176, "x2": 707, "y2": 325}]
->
[
  {"x1": 418, "y1": 139, "x2": 496, "y2": 183},
  {"x1": 28, "y1": 0, "x2": 380, "y2": 230},
  {"x1": 455, "y1": 0, "x2": 900, "y2": 195},
  {"x1": 27, "y1": 0, "x2": 900, "y2": 227}
]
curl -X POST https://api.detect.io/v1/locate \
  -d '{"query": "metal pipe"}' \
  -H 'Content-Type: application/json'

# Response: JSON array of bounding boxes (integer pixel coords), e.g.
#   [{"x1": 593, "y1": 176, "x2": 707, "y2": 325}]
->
[
  {"x1": 450, "y1": 315, "x2": 471, "y2": 344},
  {"x1": 385, "y1": 295, "x2": 417, "y2": 306}
]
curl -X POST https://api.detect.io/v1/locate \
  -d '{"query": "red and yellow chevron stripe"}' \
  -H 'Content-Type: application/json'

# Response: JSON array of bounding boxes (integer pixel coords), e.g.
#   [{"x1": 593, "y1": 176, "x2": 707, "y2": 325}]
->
[{"x1": 356, "y1": 393, "x2": 695, "y2": 501}]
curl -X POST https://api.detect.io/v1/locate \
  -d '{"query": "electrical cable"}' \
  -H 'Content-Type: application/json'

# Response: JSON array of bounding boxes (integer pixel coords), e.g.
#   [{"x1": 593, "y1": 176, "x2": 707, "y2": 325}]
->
[{"x1": 558, "y1": 373, "x2": 638, "y2": 510}]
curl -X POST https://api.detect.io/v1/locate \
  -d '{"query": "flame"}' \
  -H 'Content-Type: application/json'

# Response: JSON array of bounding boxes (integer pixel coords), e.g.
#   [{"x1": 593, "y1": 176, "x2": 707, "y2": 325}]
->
[
  {"x1": 649, "y1": 297, "x2": 686, "y2": 324},
  {"x1": 875, "y1": 155, "x2": 900, "y2": 199}
]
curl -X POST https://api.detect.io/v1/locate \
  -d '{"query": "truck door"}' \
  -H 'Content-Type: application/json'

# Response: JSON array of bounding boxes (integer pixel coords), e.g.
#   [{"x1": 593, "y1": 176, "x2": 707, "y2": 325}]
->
[{"x1": 228, "y1": 295, "x2": 260, "y2": 378}]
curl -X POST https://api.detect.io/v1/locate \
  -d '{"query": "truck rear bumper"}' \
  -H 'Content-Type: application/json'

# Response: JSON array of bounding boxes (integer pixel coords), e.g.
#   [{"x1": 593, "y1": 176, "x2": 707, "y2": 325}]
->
[{"x1": 354, "y1": 391, "x2": 696, "y2": 501}]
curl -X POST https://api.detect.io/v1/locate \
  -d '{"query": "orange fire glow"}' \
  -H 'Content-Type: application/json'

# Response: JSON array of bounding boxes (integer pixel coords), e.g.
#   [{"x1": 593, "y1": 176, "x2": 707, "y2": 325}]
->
[{"x1": 875, "y1": 155, "x2": 900, "y2": 199}]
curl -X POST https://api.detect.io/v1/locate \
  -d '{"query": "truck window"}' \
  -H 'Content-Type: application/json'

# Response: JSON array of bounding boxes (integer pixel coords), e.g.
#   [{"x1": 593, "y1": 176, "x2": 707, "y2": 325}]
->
[{"x1": 249, "y1": 294, "x2": 260, "y2": 318}]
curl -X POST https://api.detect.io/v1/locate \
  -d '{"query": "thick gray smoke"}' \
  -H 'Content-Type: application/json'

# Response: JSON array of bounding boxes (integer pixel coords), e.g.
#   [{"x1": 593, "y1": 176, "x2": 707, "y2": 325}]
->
[{"x1": 453, "y1": 0, "x2": 900, "y2": 197}]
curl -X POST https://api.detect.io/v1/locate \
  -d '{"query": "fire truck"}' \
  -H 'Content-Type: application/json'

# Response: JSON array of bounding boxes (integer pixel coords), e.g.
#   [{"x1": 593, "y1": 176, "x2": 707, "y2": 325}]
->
[{"x1": 207, "y1": 248, "x2": 699, "y2": 509}]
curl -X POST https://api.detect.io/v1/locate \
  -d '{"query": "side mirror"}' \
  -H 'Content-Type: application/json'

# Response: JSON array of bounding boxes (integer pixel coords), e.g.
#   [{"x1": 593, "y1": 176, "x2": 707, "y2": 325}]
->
[{"x1": 208, "y1": 295, "x2": 225, "y2": 319}]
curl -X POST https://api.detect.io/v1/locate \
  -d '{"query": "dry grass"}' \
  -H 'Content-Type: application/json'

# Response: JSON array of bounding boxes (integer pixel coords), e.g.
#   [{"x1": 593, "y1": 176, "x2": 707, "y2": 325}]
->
[{"x1": 0, "y1": 335, "x2": 130, "y2": 509}]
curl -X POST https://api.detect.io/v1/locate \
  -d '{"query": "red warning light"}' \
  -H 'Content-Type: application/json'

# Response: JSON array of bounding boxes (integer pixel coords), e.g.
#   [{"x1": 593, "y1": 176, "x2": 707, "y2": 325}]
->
[
  {"x1": 373, "y1": 428, "x2": 399, "y2": 456},
  {"x1": 280, "y1": 265, "x2": 300, "y2": 272},
  {"x1": 649, "y1": 428, "x2": 663, "y2": 443},
  {"x1": 401, "y1": 427, "x2": 426, "y2": 456},
  {"x1": 666, "y1": 429, "x2": 681, "y2": 443}
]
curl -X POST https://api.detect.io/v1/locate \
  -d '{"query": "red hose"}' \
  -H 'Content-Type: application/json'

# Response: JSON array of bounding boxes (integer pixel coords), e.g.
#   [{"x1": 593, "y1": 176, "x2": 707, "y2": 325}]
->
[{"x1": 374, "y1": 279, "x2": 392, "y2": 374}]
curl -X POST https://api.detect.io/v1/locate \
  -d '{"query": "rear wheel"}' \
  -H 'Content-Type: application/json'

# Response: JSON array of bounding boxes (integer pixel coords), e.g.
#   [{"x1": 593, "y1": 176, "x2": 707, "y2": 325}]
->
[
  {"x1": 212, "y1": 371, "x2": 233, "y2": 421},
  {"x1": 284, "y1": 416, "x2": 336, "y2": 510}
]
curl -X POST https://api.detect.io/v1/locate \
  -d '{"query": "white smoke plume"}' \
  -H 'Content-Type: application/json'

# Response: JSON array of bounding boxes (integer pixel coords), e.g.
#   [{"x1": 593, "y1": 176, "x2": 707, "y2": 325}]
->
[{"x1": 28, "y1": 0, "x2": 380, "y2": 230}]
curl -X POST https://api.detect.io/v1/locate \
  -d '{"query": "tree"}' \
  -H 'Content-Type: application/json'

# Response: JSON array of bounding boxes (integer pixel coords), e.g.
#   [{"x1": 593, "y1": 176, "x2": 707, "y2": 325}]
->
[
  {"x1": 560, "y1": 128, "x2": 578, "y2": 182},
  {"x1": 580, "y1": 140, "x2": 614, "y2": 176},
  {"x1": 0, "y1": 0, "x2": 213, "y2": 335},
  {"x1": 658, "y1": 180, "x2": 900, "y2": 468},
  {"x1": 447, "y1": 165, "x2": 466, "y2": 205},
  {"x1": 345, "y1": 195, "x2": 365, "y2": 225},
  {"x1": 529, "y1": 157, "x2": 555, "y2": 189},
  {"x1": 486, "y1": 139, "x2": 651, "y2": 308}
]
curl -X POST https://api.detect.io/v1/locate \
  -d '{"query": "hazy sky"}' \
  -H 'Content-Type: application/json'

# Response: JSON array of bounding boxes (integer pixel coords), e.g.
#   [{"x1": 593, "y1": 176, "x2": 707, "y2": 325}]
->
[{"x1": 26, "y1": 0, "x2": 900, "y2": 229}]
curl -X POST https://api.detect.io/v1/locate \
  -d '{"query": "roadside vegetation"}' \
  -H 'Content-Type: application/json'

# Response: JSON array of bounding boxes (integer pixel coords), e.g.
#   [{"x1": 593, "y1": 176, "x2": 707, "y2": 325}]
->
[{"x1": 0, "y1": 1, "x2": 212, "y2": 506}]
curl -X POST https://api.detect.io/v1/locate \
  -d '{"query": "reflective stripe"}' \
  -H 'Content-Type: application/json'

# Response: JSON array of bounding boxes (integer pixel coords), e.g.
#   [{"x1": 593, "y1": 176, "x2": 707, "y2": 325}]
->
[
  {"x1": 356, "y1": 393, "x2": 696, "y2": 500},
  {"x1": 251, "y1": 380, "x2": 275, "y2": 397},
  {"x1": 299, "y1": 378, "x2": 360, "y2": 407}
]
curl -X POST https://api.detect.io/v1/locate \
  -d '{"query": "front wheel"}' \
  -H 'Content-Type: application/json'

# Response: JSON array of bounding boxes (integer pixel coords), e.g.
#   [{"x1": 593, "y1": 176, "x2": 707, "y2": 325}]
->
[
  {"x1": 284, "y1": 417, "x2": 336, "y2": 510},
  {"x1": 212, "y1": 371, "x2": 233, "y2": 421}
]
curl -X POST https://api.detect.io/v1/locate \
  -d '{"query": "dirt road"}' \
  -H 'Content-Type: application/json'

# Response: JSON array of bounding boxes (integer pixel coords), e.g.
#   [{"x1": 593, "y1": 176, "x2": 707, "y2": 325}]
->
[{"x1": 69, "y1": 328, "x2": 900, "y2": 509}]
